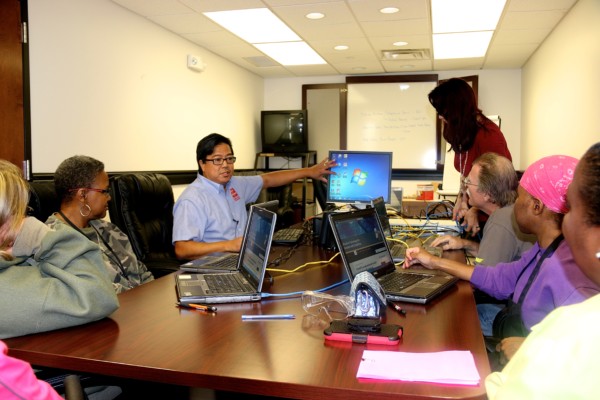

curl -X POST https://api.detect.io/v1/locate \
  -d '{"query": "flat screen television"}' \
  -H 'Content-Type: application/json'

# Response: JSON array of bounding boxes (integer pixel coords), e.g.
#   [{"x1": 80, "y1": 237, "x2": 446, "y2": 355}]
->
[
  {"x1": 261, "y1": 110, "x2": 308, "y2": 153},
  {"x1": 327, "y1": 150, "x2": 393, "y2": 205}
]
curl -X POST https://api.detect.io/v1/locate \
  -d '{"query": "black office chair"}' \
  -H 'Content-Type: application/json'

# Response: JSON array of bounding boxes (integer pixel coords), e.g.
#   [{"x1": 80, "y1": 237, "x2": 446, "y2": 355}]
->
[
  {"x1": 27, "y1": 180, "x2": 60, "y2": 222},
  {"x1": 108, "y1": 173, "x2": 180, "y2": 278},
  {"x1": 63, "y1": 375, "x2": 86, "y2": 400},
  {"x1": 236, "y1": 170, "x2": 296, "y2": 228},
  {"x1": 264, "y1": 184, "x2": 295, "y2": 229}
]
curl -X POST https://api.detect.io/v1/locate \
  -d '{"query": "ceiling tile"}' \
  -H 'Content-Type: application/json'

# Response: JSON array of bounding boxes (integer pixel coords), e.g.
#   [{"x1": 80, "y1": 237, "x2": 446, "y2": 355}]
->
[{"x1": 111, "y1": 0, "x2": 577, "y2": 78}]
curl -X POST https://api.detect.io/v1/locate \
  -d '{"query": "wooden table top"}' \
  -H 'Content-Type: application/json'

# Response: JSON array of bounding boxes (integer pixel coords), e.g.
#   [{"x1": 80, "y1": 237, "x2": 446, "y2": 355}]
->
[{"x1": 6, "y1": 243, "x2": 490, "y2": 400}]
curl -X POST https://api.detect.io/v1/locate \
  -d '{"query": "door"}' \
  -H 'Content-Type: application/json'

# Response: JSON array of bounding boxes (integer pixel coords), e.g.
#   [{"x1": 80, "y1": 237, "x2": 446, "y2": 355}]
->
[{"x1": 0, "y1": 0, "x2": 29, "y2": 175}]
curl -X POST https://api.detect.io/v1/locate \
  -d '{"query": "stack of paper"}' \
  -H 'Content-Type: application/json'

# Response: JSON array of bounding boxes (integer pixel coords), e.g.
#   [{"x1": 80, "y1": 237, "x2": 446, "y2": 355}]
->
[{"x1": 357, "y1": 350, "x2": 480, "y2": 386}]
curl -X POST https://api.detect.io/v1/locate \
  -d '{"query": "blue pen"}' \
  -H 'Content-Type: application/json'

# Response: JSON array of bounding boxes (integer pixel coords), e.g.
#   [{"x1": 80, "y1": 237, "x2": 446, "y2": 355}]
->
[{"x1": 241, "y1": 314, "x2": 295, "y2": 321}]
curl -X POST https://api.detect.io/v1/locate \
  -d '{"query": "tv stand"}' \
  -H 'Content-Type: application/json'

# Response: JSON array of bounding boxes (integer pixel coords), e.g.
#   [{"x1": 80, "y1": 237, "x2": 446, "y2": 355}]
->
[{"x1": 254, "y1": 151, "x2": 317, "y2": 220}]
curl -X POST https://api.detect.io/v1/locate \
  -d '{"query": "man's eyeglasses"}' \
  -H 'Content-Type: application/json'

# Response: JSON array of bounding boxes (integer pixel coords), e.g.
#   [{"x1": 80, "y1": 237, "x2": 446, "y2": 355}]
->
[
  {"x1": 462, "y1": 177, "x2": 479, "y2": 187},
  {"x1": 204, "y1": 156, "x2": 237, "y2": 165}
]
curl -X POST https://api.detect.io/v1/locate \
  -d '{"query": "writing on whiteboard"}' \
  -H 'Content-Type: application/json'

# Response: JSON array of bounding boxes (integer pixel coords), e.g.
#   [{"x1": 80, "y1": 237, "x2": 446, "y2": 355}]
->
[{"x1": 347, "y1": 80, "x2": 438, "y2": 169}]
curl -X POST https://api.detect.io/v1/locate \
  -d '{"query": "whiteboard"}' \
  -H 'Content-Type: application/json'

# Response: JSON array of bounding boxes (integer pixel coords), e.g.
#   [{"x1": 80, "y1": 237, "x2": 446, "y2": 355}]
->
[{"x1": 346, "y1": 78, "x2": 439, "y2": 170}]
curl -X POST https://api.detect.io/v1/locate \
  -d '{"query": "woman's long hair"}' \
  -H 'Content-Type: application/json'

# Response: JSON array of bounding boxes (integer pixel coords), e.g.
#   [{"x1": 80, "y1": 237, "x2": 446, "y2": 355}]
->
[
  {"x1": 0, "y1": 160, "x2": 29, "y2": 260},
  {"x1": 428, "y1": 78, "x2": 490, "y2": 152}
]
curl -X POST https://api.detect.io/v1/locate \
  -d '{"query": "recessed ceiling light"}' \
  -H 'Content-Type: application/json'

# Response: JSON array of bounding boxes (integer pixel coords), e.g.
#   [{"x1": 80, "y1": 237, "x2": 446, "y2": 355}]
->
[
  {"x1": 380, "y1": 7, "x2": 399, "y2": 14},
  {"x1": 393, "y1": 41, "x2": 408, "y2": 47},
  {"x1": 306, "y1": 12, "x2": 325, "y2": 20},
  {"x1": 352, "y1": 67, "x2": 366, "y2": 71},
  {"x1": 334, "y1": 45, "x2": 349, "y2": 51}
]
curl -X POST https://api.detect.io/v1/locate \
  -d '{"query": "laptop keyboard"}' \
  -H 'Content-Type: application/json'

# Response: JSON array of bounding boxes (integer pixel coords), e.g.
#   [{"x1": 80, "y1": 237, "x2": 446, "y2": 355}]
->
[
  {"x1": 273, "y1": 228, "x2": 303, "y2": 244},
  {"x1": 389, "y1": 242, "x2": 406, "y2": 259},
  {"x1": 388, "y1": 242, "x2": 442, "y2": 261},
  {"x1": 207, "y1": 255, "x2": 238, "y2": 269},
  {"x1": 381, "y1": 272, "x2": 429, "y2": 291},
  {"x1": 204, "y1": 274, "x2": 248, "y2": 293}
]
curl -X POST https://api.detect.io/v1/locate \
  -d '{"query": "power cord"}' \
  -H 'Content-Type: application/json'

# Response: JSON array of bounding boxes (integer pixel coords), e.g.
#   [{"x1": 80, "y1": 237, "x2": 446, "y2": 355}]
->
[{"x1": 261, "y1": 278, "x2": 350, "y2": 299}]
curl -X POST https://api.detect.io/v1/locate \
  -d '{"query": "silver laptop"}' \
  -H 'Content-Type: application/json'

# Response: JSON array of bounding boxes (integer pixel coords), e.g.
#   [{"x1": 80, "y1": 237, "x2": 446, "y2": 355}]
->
[
  {"x1": 328, "y1": 207, "x2": 458, "y2": 304},
  {"x1": 175, "y1": 206, "x2": 276, "y2": 304},
  {"x1": 180, "y1": 201, "x2": 278, "y2": 273}
]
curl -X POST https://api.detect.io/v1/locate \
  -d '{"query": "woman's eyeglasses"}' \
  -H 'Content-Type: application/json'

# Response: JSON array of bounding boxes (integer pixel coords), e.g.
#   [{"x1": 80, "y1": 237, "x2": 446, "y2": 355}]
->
[
  {"x1": 204, "y1": 156, "x2": 237, "y2": 165},
  {"x1": 70, "y1": 188, "x2": 111, "y2": 196}
]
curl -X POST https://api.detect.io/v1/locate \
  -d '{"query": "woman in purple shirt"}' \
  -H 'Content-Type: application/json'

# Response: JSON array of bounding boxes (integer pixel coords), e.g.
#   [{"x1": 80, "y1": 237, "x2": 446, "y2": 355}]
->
[{"x1": 405, "y1": 154, "x2": 599, "y2": 338}]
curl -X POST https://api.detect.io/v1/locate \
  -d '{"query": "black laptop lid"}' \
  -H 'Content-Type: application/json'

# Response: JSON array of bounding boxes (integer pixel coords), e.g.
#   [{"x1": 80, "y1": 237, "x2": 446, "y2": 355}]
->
[
  {"x1": 328, "y1": 208, "x2": 396, "y2": 280},
  {"x1": 252, "y1": 199, "x2": 279, "y2": 214},
  {"x1": 371, "y1": 196, "x2": 392, "y2": 238}
]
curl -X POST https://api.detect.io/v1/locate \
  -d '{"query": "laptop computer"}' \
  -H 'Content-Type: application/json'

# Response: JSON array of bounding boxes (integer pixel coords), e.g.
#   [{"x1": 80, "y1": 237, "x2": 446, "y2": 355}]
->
[
  {"x1": 328, "y1": 207, "x2": 458, "y2": 304},
  {"x1": 179, "y1": 209, "x2": 257, "y2": 273},
  {"x1": 175, "y1": 206, "x2": 276, "y2": 304},
  {"x1": 180, "y1": 201, "x2": 279, "y2": 273},
  {"x1": 371, "y1": 196, "x2": 443, "y2": 262},
  {"x1": 253, "y1": 199, "x2": 304, "y2": 245}
]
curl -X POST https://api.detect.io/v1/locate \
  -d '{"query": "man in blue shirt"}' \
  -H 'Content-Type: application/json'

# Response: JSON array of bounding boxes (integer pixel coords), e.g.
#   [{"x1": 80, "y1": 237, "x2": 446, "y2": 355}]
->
[{"x1": 173, "y1": 133, "x2": 335, "y2": 260}]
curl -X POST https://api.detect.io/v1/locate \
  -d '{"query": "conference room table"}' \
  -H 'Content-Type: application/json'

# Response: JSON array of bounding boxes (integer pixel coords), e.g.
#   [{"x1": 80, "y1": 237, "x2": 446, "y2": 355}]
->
[{"x1": 6, "y1": 240, "x2": 491, "y2": 400}]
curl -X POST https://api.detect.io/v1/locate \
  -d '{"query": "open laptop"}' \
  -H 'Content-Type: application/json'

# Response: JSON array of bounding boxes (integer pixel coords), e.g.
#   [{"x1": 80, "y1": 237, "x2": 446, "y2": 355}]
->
[
  {"x1": 371, "y1": 196, "x2": 404, "y2": 262},
  {"x1": 253, "y1": 199, "x2": 304, "y2": 245},
  {"x1": 371, "y1": 196, "x2": 443, "y2": 262},
  {"x1": 175, "y1": 206, "x2": 276, "y2": 304},
  {"x1": 328, "y1": 207, "x2": 458, "y2": 304},
  {"x1": 180, "y1": 201, "x2": 279, "y2": 273}
]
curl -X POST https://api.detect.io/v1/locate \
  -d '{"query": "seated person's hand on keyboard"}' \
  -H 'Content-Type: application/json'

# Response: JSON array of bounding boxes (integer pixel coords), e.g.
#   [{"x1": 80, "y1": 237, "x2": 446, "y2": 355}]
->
[{"x1": 403, "y1": 246, "x2": 441, "y2": 270}]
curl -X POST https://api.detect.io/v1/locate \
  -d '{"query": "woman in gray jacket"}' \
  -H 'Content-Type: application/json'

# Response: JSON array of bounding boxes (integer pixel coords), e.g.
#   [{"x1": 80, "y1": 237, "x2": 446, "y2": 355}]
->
[{"x1": 0, "y1": 159, "x2": 119, "y2": 339}]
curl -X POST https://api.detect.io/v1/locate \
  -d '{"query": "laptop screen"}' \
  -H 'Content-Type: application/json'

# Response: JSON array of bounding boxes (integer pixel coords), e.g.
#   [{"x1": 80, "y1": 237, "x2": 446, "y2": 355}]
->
[
  {"x1": 240, "y1": 206, "x2": 276, "y2": 288},
  {"x1": 329, "y1": 208, "x2": 395, "y2": 279}
]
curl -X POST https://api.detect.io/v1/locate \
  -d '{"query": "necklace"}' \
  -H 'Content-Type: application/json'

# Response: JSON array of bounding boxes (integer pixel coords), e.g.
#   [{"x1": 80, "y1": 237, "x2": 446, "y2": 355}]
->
[
  {"x1": 459, "y1": 148, "x2": 469, "y2": 178},
  {"x1": 57, "y1": 211, "x2": 131, "y2": 284}
]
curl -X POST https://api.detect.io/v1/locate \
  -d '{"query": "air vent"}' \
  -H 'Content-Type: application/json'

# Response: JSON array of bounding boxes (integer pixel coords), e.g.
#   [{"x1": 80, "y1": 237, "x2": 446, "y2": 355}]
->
[
  {"x1": 381, "y1": 49, "x2": 431, "y2": 60},
  {"x1": 243, "y1": 56, "x2": 279, "y2": 67}
]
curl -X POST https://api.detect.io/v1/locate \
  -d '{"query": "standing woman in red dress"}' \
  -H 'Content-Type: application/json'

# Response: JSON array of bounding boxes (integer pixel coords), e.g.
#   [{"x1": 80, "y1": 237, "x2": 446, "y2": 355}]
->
[{"x1": 429, "y1": 78, "x2": 512, "y2": 234}]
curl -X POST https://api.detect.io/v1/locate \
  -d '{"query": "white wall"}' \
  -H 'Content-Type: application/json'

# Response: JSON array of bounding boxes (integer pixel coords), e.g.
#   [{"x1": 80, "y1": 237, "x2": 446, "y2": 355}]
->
[
  {"x1": 521, "y1": 0, "x2": 600, "y2": 166},
  {"x1": 264, "y1": 70, "x2": 521, "y2": 165},
  {"x1": 264, "y1": 70, "x2": 521, "y2": 197},
  {"x1": 28, "y1": 0, "x2": 264, "y2": 173}
]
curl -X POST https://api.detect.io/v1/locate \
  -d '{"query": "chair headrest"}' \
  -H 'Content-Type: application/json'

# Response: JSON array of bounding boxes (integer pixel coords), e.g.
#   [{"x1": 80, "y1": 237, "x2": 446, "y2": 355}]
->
[{"x1": 28, "y1": 180, "x2": 59, "y2": 222}]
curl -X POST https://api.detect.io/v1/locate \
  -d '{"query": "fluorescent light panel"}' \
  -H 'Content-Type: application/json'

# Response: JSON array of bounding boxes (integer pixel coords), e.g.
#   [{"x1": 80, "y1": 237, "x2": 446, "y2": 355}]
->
[
  {"x1": 431, "y1": 0, "x2": 506, "y2": 60},
  {"x1": 204, "y1": 8, "x2": 299, "y2": 43},
  {"x1": 204, "y1": 8, "x2": 325, "y2": 66},
  {"x1": 433, "y1": 31, "x2": 494, "y2": 59},
  {"x1": 431, "y1": 0, "x2": 506, "y2": 33},
  {"x1": 255, "y1": 42, "x2": 326, "y2": 66}
]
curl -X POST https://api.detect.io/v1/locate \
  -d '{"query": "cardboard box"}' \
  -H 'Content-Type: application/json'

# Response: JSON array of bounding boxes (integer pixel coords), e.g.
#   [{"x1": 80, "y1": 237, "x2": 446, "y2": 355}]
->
[{"x1": 401, "y1": 199, "x2": 447, "y2": 218}]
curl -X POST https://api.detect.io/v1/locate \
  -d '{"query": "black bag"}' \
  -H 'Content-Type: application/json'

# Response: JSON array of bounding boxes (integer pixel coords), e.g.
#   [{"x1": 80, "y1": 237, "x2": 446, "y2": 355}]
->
[
  {"x1": 492, "y1": 299, "x2": 528, "y2": 338},
  {"x1": 491, "y1": 234, "x2": 564, "y2": 340}
]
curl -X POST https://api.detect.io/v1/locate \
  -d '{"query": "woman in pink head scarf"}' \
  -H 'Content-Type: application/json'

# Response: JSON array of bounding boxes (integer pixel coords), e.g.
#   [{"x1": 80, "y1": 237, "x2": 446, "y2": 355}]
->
[
  {"x1": 486, "y1": 143, "x2": 600, "y2": 399},
  {"x1": 405, "y1": 154, "x2": 600, "y2": 366}
]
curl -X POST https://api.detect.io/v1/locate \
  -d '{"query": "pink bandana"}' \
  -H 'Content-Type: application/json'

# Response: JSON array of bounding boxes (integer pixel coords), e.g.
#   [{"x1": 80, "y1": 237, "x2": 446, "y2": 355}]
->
[{"x1": 520, "y1": 155, "x2": 578, "y2": 214}]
